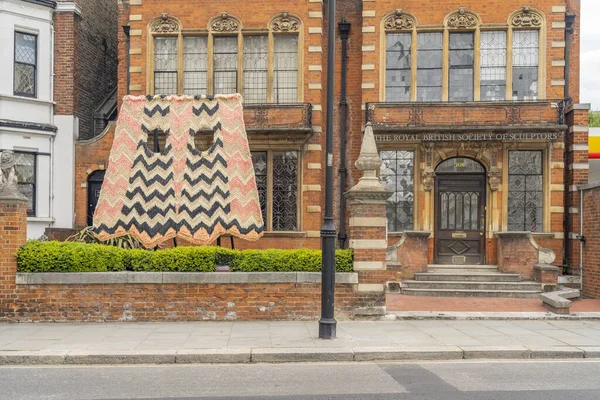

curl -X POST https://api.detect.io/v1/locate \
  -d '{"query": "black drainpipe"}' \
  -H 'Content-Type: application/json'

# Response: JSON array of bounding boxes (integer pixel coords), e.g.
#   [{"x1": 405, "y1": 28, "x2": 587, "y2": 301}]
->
[
  {"x1": 338, "y1": 18, "x2": 351, "y2": 249},
  {"x1": 562, "y1": 13, "x2": 576, "y2": 268},
  {"x1": 123, "y1": 25, "x2": 131, "y2": 95}
]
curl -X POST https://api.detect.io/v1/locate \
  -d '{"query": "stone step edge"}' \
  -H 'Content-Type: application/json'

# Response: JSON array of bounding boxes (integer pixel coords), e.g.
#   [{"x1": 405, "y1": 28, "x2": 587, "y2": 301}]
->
[
  {"x1": 402, "y1": 288, "x2": 542, "y2": 294},
  {"x1": 403, "y1": 281, "x2": 540, "y2": 286},
  {"x1": 416, "y1": 273, "x2": 521, "y2": 276},
  {"x1": 0, "y1": 346, "x2": 595, "y2": 365},
  {"x1": 427, "y1": 265, "x2": 499, "y2": 268}
]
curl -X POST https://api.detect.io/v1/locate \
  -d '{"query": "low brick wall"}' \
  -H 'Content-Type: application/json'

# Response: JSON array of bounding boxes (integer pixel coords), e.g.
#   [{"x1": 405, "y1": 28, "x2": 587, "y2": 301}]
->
[
  {"x1": 581, "y1": 182, "x2": 600, "y2": 298},
  {"x1": 5, "y1": 272, "x2": 358, "y2": 322}
]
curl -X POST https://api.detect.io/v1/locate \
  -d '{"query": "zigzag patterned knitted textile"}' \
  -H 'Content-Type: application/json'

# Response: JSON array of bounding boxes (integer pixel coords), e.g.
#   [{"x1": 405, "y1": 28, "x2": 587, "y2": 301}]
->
[{"x1": 93, "y1": 94, "x2": 265, "y2": 248}]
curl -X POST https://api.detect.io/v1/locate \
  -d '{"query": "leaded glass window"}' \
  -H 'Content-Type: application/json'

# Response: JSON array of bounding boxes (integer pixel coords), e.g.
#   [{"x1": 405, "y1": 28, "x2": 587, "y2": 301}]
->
[
  {"x1": 273, "y1": 35, "x2": 299, "y2": 103},
  {"x1": 380, "y1": 150, "x2": 414, "y2": 232},
  {"x1": 512, "y1": 30, "x2": 539, "y2": 100},
  {"x1": 214, "y1": 36, "x2": 238, "y2": 94},
  {"x1": 251, "y1": 152, "x2": 268, "y2": 228},
  {"x1": 15, "y1": 152, "x2": 36, "y2": 216},
  {"x1": 243, "y1": 36, "x2": 268, "y2": 104},
  {"x1": 385, "y1": 33, "x2": 412, "y2": 102},
  {"x1": 508, "y1": 150, "x2": 543, "y2": 232},
  {"x1": 480, "y1": 31, "x2": 507, "y2": 101},
  {"x1": 449, "y1": 32, "x2": 474, "y2": 102},
  {"x1": 417, "y1": 32, "x2": 443, "y2": 102},
  {"x1": 154, "y1": 37, "x2": 178, "y2": 95},
  {"x1": 273, "y1": 151, "x2": 298, "y2": 231},
  {"x1": 14, "y1": 32, "x2": 37, "y2": 97},
  {"x1": 183, "y1": 36, "x2": 208, "y2": 95},
  {"x1": 250, "y1": 150, "x2": 298, "y2": 231}
]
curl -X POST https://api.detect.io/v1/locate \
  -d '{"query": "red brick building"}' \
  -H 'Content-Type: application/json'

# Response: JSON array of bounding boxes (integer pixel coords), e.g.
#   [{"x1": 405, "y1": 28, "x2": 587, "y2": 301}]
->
[{"x1": 76, "y1": 0, "x2": 587, "y2": 271}]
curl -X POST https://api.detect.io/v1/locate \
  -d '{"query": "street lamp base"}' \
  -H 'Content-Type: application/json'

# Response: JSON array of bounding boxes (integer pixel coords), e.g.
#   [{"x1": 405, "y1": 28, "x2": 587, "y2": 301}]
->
[{"x1": 318, "y1": 318, "x2": 337, "y2": 339}]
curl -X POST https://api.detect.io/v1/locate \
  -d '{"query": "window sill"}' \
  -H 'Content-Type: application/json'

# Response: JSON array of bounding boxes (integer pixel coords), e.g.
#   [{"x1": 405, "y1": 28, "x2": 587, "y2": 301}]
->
[
  {"x1": 262, "y1": 231, "x2": 306, "y2": 238},
  {"x1": 27, "y1": 217, "x2": 54, "y2": 223}
]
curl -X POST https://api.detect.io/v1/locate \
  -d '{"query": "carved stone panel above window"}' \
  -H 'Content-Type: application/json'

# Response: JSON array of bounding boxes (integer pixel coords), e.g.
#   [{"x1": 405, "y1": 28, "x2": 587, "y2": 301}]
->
[
  {"x1": 270, "y1": 12, "x2": 301, "y2": 32},
  {"x1": 445, "y1": 8, "x2": 480, "y2": 29},
  {"x1": 510, "y1": 6, "x2": 543, "y2": 28},
  {"x1": 150, "y1": 13, "x2": 181, "y2": 34},
  {"x1": 209, "y1": 13, "x2": 242, "y2": 33},
  {"x1": 383, "y1": 10, "x2": 417, "y2": 31}
]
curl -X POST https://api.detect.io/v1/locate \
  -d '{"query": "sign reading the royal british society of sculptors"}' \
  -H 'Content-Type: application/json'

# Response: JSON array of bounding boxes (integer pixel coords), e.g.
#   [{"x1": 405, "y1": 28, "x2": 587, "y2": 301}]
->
[{"x1": 375, "y1": 132, "x2": 560, "y2": 142}]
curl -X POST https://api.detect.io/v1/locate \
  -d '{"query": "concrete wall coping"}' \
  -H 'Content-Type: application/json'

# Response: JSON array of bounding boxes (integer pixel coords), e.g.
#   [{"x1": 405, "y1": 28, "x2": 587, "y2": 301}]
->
[
  {"x1": 577, "y1": 181, "x2": 600, "y2": 191},
  {"x1": 15, "y1": 272, "x2": 359, "y2": 285}
]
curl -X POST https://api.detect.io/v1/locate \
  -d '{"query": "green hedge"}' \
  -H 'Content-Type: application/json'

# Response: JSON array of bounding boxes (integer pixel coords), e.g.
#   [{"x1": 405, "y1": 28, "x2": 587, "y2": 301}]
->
[{"x1": 16, "y1": 241, "x2": 353, "y2": 273}]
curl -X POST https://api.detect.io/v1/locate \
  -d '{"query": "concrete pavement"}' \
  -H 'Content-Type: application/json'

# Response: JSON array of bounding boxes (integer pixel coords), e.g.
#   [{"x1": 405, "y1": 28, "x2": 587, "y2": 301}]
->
[{"x1": 1, "y1": 319, "x2": 600, "y2": 364}]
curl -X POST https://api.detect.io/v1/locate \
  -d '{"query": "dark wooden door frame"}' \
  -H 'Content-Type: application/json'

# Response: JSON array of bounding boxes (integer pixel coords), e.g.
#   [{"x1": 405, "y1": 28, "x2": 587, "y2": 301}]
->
[{"x1": 434, "y1": 172, "x2": 486, "y2": 265}]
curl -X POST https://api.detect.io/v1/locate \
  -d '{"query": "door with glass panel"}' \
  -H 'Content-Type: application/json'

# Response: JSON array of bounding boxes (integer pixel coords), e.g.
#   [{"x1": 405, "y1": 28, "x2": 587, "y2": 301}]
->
[{"x1": 434, "y1": 158, "x2": 486, "y2": 265}]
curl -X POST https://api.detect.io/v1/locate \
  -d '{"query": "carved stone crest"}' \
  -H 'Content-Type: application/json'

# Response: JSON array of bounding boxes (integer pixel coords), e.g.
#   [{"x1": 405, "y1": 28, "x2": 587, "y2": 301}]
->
[
  {"x1": 384, "y1": 9, "x2": 416, "y2": 31},
  {"x1": 210, "y1": 13, "x2": 241, "y2": 33},
  {"x1": 511, "y1": 6, "x2": 542, "y2": 28},
  {"x1": 446, "y1": 8, "x2": 479, "y2": 29},
  {"x1": 150, "y1": 13, "x2": 180, "y2": 34},
  {"x1": 0, "y1": 150, "x2": 27, "y2": 202},
  {"x1": 271, "y1": 12, "x2": 300, "y2": 32},
  {"x1": 488, "y1": 167, "x2": 502, "y2": 191}
]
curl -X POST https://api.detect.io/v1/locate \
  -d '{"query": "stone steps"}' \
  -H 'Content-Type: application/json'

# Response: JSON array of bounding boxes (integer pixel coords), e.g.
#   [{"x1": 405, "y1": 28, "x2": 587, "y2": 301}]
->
[
  {"x1": 402, "y1": 280, "x2": 541, "y2": 291},
  {"x1": 414, "y1": 272, "x2": 522, "y2": 282},
  {"x1": 401, "y1": 288, "x2": 542, "y2": 299},
  {"x1": 400, "y1": 264, "x2": 542, "y2": 299}
]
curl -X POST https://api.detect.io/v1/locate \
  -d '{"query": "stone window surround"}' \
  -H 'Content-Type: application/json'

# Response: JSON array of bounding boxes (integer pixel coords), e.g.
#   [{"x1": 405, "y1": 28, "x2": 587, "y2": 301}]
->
[
  {"x1": 379, "y1": 7, "x2": 547, "y2": 102},
  {"x1": 146, "y1": 12, "x2": 304, "y2": 103}
]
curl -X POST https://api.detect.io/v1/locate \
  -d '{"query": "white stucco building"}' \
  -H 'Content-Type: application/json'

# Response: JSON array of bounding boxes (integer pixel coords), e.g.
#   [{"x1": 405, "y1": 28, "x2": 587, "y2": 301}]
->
[{"x1": 0, "y1": 0, "x2": 76, "y2": 238}]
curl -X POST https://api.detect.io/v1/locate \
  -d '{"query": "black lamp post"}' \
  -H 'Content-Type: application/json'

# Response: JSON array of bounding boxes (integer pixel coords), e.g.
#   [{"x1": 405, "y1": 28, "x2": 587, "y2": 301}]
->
[{"x1": 319, "y1": 0, "x2": 337, "y2": 340}]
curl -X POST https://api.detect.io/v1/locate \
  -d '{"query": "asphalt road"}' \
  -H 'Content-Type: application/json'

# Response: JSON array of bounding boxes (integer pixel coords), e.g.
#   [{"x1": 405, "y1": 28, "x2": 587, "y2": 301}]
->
[{"x1": 2, "y1": 360, "x2": 600, "y2": 399}]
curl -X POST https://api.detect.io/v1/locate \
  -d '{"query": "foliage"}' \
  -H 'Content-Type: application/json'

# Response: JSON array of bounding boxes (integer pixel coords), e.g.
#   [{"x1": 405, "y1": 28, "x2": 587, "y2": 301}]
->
[
  {"x1": 17, "y1": 240, "x2": 128, "y2": 272},
  {"x1": 66, "y1": 226, "x2": 149, "y2": 250},
  {"x1": 16, "y1": 241, "x2": 354, "y2": 273},
  {"x1": 589, "y1": 110, "x2": 600, "y2": 128}
]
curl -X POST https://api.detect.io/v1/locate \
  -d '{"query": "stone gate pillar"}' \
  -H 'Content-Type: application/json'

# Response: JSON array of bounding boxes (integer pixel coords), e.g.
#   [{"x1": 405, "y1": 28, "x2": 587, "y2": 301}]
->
[
  {"x1": 345, "y1": 123, "x2": 395, "y2": 317},
  {"x1": 0, "y1": 151, "x2": 29, "y2": 320}
]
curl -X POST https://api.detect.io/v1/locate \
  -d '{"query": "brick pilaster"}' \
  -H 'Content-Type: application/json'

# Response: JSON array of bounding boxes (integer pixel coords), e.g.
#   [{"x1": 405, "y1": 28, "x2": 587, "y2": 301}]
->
[
  {"x1": 345, "y1": 123, "x2": 393, "y2": 317},
  {"x1": 565, "y1": 104, "x2": 590, "y2": 271},
  {"x1": 0, "y1": 199, "x2": 28, "y2": 320}
]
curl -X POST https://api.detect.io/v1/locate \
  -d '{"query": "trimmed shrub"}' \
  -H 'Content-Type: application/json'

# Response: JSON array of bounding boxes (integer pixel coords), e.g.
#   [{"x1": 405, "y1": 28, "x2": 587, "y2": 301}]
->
[
  {"x1": 17, "y1": 240, "x2": 128, "y2": 272},
  {"x1": 16, "y1": 241, "x2": 354, "y2": 273}
]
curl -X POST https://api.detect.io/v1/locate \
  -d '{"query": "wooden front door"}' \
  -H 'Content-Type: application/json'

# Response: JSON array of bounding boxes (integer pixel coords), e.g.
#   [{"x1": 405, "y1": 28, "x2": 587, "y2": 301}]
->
[{"x1": 434, "y1": 173, "x2": 486, "y2": 265}]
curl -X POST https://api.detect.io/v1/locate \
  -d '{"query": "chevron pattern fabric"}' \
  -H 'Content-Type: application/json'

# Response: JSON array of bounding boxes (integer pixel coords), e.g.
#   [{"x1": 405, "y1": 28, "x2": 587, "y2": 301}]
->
[{"x1": 93, "y1": 94, "x2": 265, "y2": 248}]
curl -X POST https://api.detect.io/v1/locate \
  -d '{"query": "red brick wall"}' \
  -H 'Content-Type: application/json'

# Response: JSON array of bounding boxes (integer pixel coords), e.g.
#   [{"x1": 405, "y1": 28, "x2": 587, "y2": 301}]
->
[
  {"x1": 0, "y1": 202, "x2": 27, "y2": 317},
  {"x1": 582, "y1": 185, "x2": 600, "y2": 298},
  {"x1": 497, "y1": 235, "x2": 539, "y2": 279},
  {"x1": 54, "y1": 1, "x2": 118, "y2": 140},
  {"x1": 5, "y1": 283, "x2": 356, "y2": 322}
]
